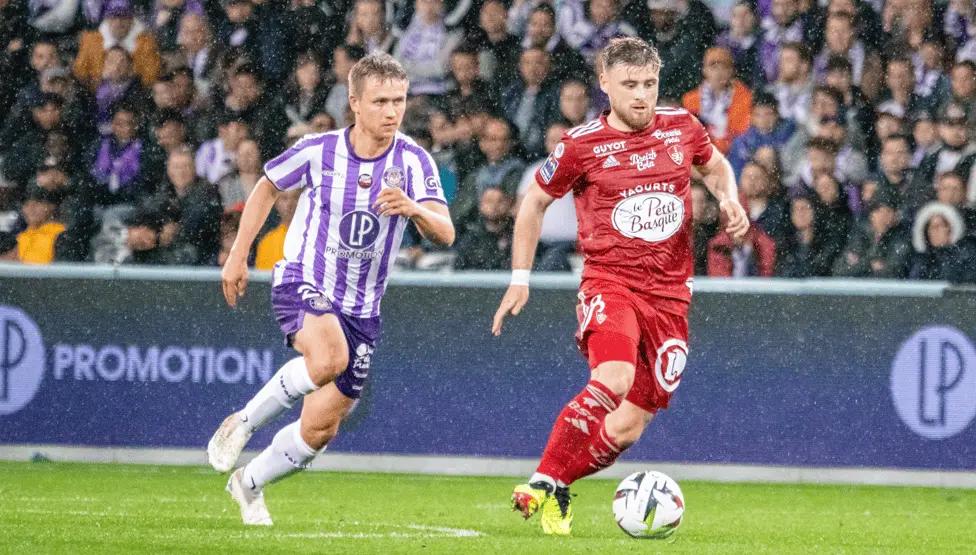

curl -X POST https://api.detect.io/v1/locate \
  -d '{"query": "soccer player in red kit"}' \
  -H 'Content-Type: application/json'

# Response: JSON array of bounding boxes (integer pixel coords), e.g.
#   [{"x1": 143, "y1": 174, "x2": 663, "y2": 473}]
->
[{"x1": 491, "y1": 37, "x2": 750, "y2": 536}]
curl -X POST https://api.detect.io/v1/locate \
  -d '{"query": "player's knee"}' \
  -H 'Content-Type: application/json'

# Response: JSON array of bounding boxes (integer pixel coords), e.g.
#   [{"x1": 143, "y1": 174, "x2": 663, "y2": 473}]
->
[
  {"x1": 304, "y1": 348, "x2": 349, "y2": 387},
  {"x1": 592, "y1": 362, "x2": 635, "y2": 397}
]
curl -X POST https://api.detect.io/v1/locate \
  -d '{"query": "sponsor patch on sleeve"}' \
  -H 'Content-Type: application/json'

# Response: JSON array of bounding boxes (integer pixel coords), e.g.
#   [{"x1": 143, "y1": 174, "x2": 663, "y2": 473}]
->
[
  {"x1": 539, "y1": 155, "x2": 559, "y2": 184},
  {"x1": 424, "y1": 175, "x2": 440, "y2": 193}
]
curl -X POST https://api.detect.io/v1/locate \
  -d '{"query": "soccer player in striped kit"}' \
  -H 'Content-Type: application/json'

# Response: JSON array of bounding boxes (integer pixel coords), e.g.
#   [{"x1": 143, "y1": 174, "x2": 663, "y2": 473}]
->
[
  {"x1": 207, "y1": 53, "x2": 454, "y2": 526},
  {"x1": 492, "y1": 37, "x2": 749, "y2": 535}
]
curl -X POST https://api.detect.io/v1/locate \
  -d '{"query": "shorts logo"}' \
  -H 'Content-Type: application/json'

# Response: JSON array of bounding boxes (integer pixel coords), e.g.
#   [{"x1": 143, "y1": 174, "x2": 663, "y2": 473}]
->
[
  {"x1": 667, "y1": 145, "x2": 684, "y2": 165},
  {"x1": 358, "y1": 173, "x2": 373, "y2": 188},
  {"x1": 353, "y1": 343, "x2": 374, "y2": 371},
  {"x1": 383, "y1": 166, "x2": 404, "y2": 188},
  {"x1": 579, "y1": 294, "x2": 607, "y2": 334},
  {"x1": 424, "y1": 175, "x2": 439, "y2": 193},
  {"x1": 338, "y1": 210, "x2": 381, "y2": 249},
  {"x1": 540, "y1": 155, "x2": 559, "y2": 184},
  {"x1": 654, "y1": 339, "x2": 688, "y2": 393},
  {"x1": 0, "y1": 306, "x2": 45, "y2": 416}
]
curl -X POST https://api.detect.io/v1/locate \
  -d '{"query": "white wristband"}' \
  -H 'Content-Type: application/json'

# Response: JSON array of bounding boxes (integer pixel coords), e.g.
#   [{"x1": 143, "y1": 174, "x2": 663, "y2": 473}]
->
[{"x1": 510, "y1": 269, "x2": 531, "y2": 286}]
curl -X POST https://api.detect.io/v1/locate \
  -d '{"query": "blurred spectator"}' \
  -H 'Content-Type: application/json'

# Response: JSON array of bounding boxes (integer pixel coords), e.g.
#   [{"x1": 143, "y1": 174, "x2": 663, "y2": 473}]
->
[
  {"x1": 288, "y1": 0, "x2": 344, "y2": 63},
  {"x1": 945, "y1": 0, "x2": 976, "y2": 59},
  {"x1": 451, "y1": 116, "x2": 524, "y2": 232},
  {"x1": 642, "y1": 0, "x2": 717, "y2": 101},
  {"x1": 472, "y1": 0, "x2": 520, "y2": 89},
  {"x1": 758, "y1": 0, "x2": 810, "y2": 83},
  {"x1": 151, "y1": 109, "x2": 189, "y2": 155},
  {"x1": 876, "y1": 56, "x2": 928, "y2": 120},
  {"x1": 682, "y1": 46, "x2": 752, "y2": 154},
  {"x1": 716, "y1": 1, "x2": 764, "y2": 90},
  {"x1": 941, "y1": 60, "x2": 976, "y2": 127},
  {"x1": 864, "y1": 134, "x2": 921, "y2": 216},
  {"x1": 394, "y1": 0, "x2": 463, "y2": 96},
  {"x1": 557, "y1": 0, "x2": 636, "y2": 65},
  {"x1": 254, "y1": 188, "x2": 301, "y2": 270},
  {"x1": 0, "y1": 5, "x2": 34, "y2": 117},
  {"x1": 284, "y1": 53, "x2": 330, "y2": 133},
  {"x1": 823, "y1": 54, "x2": 871, "y2": 148},
  {"x1": 908, "y1": 103, "x2": 976, "y2": 206},
  {"x1": 94, "y1": 47, "x2": 151, "y2": 135},
  {"x1": 814, "y1": 12, "x2": 882, "y2": 101},
  {"x1": 740, "y1": 160, "x2": 790, "y2": 246},
  {"x1": 911, "y1": 110, "x2": 941, "y2": 167},
  {"x1": 728, "y1": 92, "x2": 795, "y2": 176},
  {"x1": 144, "y1": 147, "x2": 221, "y2": 264},
  {"x1": 453, "y1": 186, "x2": 513, "y2": 270},
  {"x1": 811, "y1": 172, "x2": 853, "y2": 252},
  {"x1": 691, "y1": 180, "x2": 719, "y2": 275},
  {"x1": 909, "y1": 202, "x2": 976, "y2": 282},
  {"x1": 442, "y1": 45, "x2": 499, "y2": 120},
  {"x1": 914, "y1": 40, "x2": 952, "y2": 106},
  {"x1": 345, "y1": 0, "x2": 396, "y2": 53},
  {"x1": 502, "y1": 48, "x2": 558, "y2": 157},
  {"x1": 217, "y1": 138, "x2": 262, "y2": 208},
  {"x1": 517, "y1": 122, "x2": 576, "y2": 271},
  {"x1": 215, "y1": 0, "x2": 290, "y2": 83},
  {"x1": 213, "y1": 64, "x2": 286, "y2": 159},
  {"x1": 833, "y1": 188, "x2": 912, "y2": 278},
  {"x1": 775, "y1": 193, "x2": 842, "y2": 277},
  {"x1": 521, "y1": 3, "x2": 588, "y2": 84},
  {"x1": 16, "y1": 186, "x2": 65, "y2": 264},
  {"x1": 196, "y1": 112, "x2": 249, "y2": 186},
  {"x1": 87, "y1": 104, "x2": 156, "y2": 206},
  {"x1": 0, "y1": 231, "x2": 17, "y2": 261},
  {"x1": 2, "y1": 92, "x2": 65, "y2": 189},
  {"x1": 73, "y1": 0, "x2": 161, "y2": 91},
  {"x1": 152, "y1": 0, "x2": 204, "y2": 53},
  {"x1": 122, "y1": 206, "x2": 166, "y2": 264},
  {"x1": 174, "y1": 12, "x2": 219, "y2": 100},
  {"x1": 767, "y1": 42, "x2": 813, "y2": 127},
  {"x1": 934, "y1": 171, "x2": 976, "y2": 235},
  {"x1": 7, "y1": 40, "x2": 61, "y2": 120},
  {"x1": 707, "y1": 220, "x2": 777, "y2": 277},
  {"x1": 28, "y1": 0, "x2": 79, "y2": 39},
  {"x1": 551, "y1": 80, "x2": 595, "y2": 128},
  {"x1": 325, "y1": 44, "x2": 364, "y2": 128}
]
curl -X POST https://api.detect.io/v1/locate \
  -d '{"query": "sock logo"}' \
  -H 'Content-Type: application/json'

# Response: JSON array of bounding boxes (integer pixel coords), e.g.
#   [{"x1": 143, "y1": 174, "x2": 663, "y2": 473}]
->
[{"x1": 564, "y1": 417, "x2": 591, "y2": 435}]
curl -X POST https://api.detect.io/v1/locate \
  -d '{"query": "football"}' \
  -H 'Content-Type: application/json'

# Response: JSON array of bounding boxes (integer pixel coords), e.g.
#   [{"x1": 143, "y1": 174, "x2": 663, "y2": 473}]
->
[{"x1": 612, "y1": 471, "x2": 685, "y2": 539}]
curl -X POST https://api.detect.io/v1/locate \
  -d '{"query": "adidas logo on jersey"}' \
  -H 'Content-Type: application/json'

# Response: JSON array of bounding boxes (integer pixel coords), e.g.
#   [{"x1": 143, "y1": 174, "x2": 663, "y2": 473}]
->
[{"x1": 602, "y1": 155, "x2": 620, "y2": 169}]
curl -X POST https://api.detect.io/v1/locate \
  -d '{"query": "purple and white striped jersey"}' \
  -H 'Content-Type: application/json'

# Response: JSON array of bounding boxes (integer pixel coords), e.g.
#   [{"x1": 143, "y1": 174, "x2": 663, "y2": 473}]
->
[{"x1": 263, "y1": 127, "x2": 446, "y2": 318}]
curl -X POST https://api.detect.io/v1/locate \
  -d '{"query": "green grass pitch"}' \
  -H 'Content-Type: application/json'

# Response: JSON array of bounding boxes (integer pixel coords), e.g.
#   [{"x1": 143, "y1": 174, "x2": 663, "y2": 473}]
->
[{"x1": 1, "y1": 461, "x2": 975, "y2": 554}]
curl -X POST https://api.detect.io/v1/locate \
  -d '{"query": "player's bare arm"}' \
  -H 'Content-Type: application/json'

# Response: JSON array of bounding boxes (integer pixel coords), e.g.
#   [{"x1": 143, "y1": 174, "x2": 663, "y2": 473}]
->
[
  {"x1": 373, "y1": 189, "x2": 455, "y2": 246},
  {"x1": 697, "y1": 145, "x2": 749, "y2": 240},
  {"x1": 491, "y1": 181, "x2": 556, "y2": 336},
  {"x1": 222, "y1": 176, "x2": 281, "y2": 308}
]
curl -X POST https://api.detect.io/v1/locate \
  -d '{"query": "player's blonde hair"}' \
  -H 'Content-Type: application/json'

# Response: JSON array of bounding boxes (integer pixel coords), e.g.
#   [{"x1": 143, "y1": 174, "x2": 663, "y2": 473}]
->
[
  {"x1": 348, "y1": 52, "x2": 409, "y2": 96},
  {"x1": 600, "y1": 37, "x2": 662, "y2": 73}
]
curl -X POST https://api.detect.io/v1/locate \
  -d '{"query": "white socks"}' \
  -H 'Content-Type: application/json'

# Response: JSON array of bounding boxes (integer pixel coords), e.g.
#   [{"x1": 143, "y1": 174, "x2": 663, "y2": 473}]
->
[
  {"x1": 242, "y1": 420, "x2": 319, "y2": 492},
  {"x1": 529, "y1": 473, "x2": 565, "y2": 490},
  {"x1": 240, "y1": 357, "x2": 318, "y2": 432}
]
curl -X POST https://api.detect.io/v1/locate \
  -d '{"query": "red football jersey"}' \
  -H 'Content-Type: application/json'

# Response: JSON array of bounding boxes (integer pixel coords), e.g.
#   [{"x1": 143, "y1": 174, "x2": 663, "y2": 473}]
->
[{"x1": 534, "y1": 108, "x2": 714, "y2": 303}]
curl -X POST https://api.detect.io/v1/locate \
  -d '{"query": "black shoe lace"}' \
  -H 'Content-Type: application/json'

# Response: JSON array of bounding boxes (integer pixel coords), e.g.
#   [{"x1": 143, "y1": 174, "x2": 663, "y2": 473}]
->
[{"x1": 553, "y1": 486, "x2": 573, "y2": 518}]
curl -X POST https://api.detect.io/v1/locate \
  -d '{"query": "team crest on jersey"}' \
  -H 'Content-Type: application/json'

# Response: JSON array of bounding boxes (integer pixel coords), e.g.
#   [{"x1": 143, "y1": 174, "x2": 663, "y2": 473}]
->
[
  {"x1": 602, "y1": 155, "x2": 620, "y2": 169},
  {"x1": 383, "y1": 166, "x2": 405, "y2": 188},
  {"x1": 667, "y1": 145, "x2": 684, "y2": 165},
  {"x1": 358, "y1": 173, "x2": 373, "y2": 188},
  {"x1": 540, "y1": 154, "x2": 559, "y2": 184}
]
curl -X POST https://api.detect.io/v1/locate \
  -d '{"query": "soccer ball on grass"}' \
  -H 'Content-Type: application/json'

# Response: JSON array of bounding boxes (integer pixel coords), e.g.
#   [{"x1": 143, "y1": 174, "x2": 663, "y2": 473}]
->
[{"x1": 612, "y1": 470, "x2": 685, "y2": 539}]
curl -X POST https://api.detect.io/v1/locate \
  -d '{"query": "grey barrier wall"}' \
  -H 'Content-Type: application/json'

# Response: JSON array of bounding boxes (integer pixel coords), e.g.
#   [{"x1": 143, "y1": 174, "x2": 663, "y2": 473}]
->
[{"x1": 0, "y1": 265, "x2": 974, "y2": 471}]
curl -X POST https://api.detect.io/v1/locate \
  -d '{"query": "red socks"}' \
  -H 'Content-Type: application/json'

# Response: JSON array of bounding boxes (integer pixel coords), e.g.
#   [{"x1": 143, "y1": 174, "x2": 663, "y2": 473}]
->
[{"x1": 536, "y1": 380, "x2": 624, "y2": 485}]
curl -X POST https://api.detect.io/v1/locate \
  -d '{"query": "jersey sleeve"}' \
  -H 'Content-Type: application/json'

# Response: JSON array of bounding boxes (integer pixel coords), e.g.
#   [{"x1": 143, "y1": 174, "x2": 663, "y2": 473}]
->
[
  {"x1": 534, "y1": 134, "x2": 583, "y2": 199},
  {"x1": 263, "y1": 135, "x2": 318, "y2": 191},
  {"x1": 688, "y1": 115, "x2": 715, "y2": 167},
  {"x1": 406, "y1": 145, "x2": 447, "y2": 205}
]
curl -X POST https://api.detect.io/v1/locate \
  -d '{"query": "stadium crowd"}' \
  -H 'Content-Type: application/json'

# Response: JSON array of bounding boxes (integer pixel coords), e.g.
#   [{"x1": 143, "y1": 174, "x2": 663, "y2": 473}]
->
[{"x1": 1, "y1": 0, "x2": 975, "y2": 281}]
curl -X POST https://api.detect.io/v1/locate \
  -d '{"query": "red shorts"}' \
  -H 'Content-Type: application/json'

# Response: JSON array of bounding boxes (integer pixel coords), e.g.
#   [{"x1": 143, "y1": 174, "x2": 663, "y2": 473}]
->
[{"x1": 575, "y1": 279, "x2": 689, "y2": 413}]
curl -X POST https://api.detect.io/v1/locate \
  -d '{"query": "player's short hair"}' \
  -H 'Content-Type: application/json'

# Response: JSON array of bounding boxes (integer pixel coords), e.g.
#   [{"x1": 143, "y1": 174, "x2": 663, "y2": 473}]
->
[
  {"x1": 600, "y1": 37, "x2": 661, "y2": 73},
  {"x1": 348, "y1": 52, "x2": 409, "y2": 96}
]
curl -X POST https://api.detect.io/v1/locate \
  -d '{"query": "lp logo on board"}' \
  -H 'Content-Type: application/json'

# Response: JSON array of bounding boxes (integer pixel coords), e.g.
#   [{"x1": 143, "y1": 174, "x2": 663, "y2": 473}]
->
[
  {"x1": 890, "y1": 326, "x2": 976, "y2": 440},
  {"x1": 0, "y1": 306, "x2": 45, "y2": 415}
]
